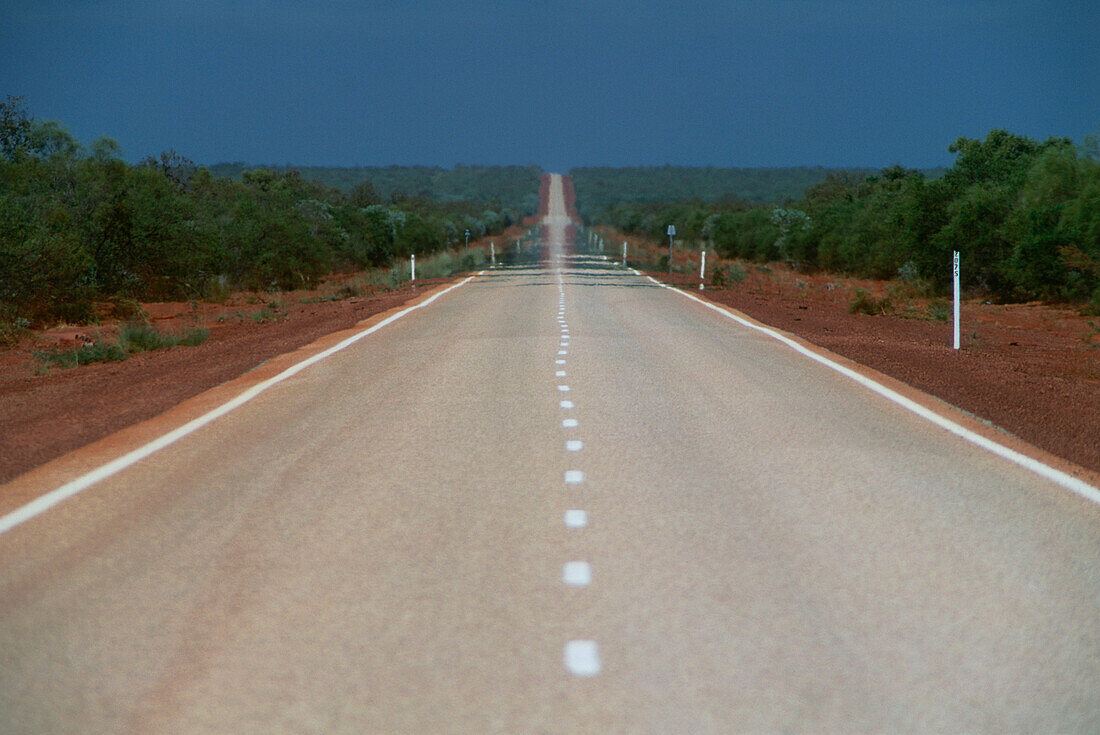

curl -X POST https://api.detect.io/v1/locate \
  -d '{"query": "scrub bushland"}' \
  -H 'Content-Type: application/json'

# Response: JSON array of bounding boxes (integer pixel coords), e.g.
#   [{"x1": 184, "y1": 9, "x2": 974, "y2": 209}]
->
[
  {"x1": 577, "y1": 129, "x2": 1100, "y2": 309},
  {"x1": 0, "y1": 97, "x2": 537, "y2": 330}
]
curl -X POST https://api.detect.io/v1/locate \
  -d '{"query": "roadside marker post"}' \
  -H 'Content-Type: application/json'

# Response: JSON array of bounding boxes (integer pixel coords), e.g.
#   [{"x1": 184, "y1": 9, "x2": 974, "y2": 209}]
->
[
  {"x1": 490, "y1": 241, "x2": 495, "y2": 267},
  {"x1": 622, "y1": 242, "x2": 628, "y2": 266},
  {"x1": 953, "y1": 251, "x2": 960, "y2": 350},
  {"x1": 667, "y1": 224, "x2": 676, "y2": 273},
  {"x1": 410, "y1": 253, "x2": 416, "y2": 281},
  {"x1": 699, "y1": 250, "x2": 706, "y2": 289}
]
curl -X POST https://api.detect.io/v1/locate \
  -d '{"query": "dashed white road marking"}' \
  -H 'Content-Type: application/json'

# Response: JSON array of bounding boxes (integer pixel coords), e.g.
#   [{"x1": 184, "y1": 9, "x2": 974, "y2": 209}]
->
[
  {"x1": 563, "y1": 418, "x2": 579, "y2": 428},
  {"x1": 564, "y1": 470, "x2": 584, "y2": 484},
  {"x1": 563, "y1": 561, "x2": 592, "y2": 586},
  {"x1": 566, "y1": 440, "x2": 583, "y2": 452},
  {"x1": 556, "y1": 370, "x2": 567, "y2": 377},
  {"x1": 556, "y1": 359, "x2": 566, "y2": 365},
  {"x1": 558, "y1": 385, "x2": 570, "y2": 392},
  {"x1": 558, "y1": 350, "x2": 568, "y2": 356},
  {"x1": 560, "y1": 400, "x2": 574, "y2": 409},
  {"x1": 564, "y1": 509, "x2": 587, "y2": 528},
  {"x1": 565, "y1": 641, "x2": 601, "y2": 677}
]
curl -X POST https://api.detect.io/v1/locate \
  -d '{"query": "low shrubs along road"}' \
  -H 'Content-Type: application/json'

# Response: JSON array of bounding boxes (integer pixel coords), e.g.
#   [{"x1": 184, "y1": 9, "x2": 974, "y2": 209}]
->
[{"x1": 35, "y1": 324, "x2": 210, "y2": 370}]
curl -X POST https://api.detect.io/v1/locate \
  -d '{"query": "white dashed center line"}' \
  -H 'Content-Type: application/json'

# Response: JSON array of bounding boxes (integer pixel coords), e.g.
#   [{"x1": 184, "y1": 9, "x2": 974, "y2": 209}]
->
[
  {"x1": 554, "y1": 271, "x2": 600, "y2": 678},
  {"x1": 565, "y1": 641, "x2": 601, "y2": 677},
  {"x1": 563, "y1": 561, "x2": 592, "y2": 586},
  {"x1": 564, "y1": 509, "x2": 587, "y2": 528}
]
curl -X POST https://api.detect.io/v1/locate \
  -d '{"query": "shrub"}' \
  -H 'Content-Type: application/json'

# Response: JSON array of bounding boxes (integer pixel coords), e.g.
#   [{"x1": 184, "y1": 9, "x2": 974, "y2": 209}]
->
[
  {"x1": 0, "y1": 316, "x2": 31, "y2": 347},
  {"x1": 849, "y1": 287, "x2": 893, "y2": 315},
  {"x1": 1085, "y1": 287, "x2": 1100, "y2": 316},
  {"x1": 35, "y1": 324, "x2": 208, "y2": 370},
  {"x1": 251, "y1": 308, "x2": 277, "y2": 323},
  {"x1": 927, "y1": 298, "x2": 951, "y2": 322},
  {"x1": 711, "y1": 264, "x2": 746, "y2": 289},
  {"x1": 333, "y1": 283, "x2": 362, "y2": 299},
  {"x1": 118, "y1": 324, "x2": 170, "y2": 352},
  {"x1": 36, "y1": 340, "x2": 127, "y2": 368}
]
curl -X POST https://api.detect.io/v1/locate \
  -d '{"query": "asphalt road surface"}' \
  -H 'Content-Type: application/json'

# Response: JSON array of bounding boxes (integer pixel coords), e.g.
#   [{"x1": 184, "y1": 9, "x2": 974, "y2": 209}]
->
[{"x1": 2, "y1": 175, "x2": 1099, "y2": 733}]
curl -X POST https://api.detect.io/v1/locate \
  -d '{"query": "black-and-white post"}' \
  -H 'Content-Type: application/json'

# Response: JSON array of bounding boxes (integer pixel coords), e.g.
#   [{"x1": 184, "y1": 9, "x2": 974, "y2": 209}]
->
[{"x1": 953, "y1": 251, "x2": 961, "y2": 350}]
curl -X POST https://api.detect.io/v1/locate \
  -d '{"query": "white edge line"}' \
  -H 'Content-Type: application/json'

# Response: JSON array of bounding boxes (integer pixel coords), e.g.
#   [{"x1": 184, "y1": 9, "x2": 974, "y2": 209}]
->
[
  {"x1": 635, "y1": 269, "x2": 1100, "y2": 506},
  {"x1": 0, "y1": 275, "x2": 480, "y2": 536}
]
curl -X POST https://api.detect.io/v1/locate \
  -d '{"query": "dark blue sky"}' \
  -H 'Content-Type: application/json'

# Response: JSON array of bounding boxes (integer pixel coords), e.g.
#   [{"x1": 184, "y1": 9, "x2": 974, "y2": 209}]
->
[{"x1": 3, "y1": 1, "x2": 1097, "y2": 171}]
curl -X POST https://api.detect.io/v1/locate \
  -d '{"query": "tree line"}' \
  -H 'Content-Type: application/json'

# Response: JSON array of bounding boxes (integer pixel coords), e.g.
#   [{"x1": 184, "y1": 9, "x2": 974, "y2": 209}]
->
[
  {"x1": 582, "y1": 130, "x2": 1100, "y2": 309},
  {"x1": 0, "y1": 97, "x2": 537, "y2": 328},
  {"x1": 567, "y1": 165, "x2": 935, "y2": 219},
  {"x1": 207, "y1": 162, "x2": 541, "y2": 214}
]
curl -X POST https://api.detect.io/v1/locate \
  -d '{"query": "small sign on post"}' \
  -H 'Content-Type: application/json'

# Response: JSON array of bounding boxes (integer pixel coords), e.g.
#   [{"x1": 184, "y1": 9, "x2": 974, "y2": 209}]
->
[{"x1": 953, "y1": 251, "x2": 961, "y2": 350}]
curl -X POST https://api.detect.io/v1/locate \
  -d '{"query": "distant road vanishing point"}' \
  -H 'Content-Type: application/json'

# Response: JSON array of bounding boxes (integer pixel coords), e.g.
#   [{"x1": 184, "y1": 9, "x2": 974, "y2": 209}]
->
[{"x1": 1, "y1": 173, "x2": 1098, "y2": 733}]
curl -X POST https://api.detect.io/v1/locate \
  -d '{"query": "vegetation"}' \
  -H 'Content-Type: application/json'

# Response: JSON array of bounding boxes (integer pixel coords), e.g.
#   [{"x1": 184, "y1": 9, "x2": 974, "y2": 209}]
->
[
  {"x1": 580, "y1": 130, "x2": 1100, "y2": 308},
  {"x1": 207, "y1": 162, "x2": 541, "y2": 215},
  {"x1": 568, "y1": 165, "x2": 941, "y2": 219},
  {"x1": 35, "y1": 324, "x2": 208, "y2": 369},
  {"x1": 0, "y1": 97, "x2": 537, "y2": 329}
]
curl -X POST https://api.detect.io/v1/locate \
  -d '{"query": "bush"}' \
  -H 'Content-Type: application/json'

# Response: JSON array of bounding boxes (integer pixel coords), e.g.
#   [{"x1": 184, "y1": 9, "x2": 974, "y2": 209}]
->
[
  {"x1": 0, "y1": 315, "x2": 31, "y2": 347},
  {"x1": 1086, "y1": 288, "x2": 1100, "y2": 317},
  {"x1": 36, "y1": 324, "x2": 208, "y2": 369},
  {"x1": 927, "y1": 298, "x2": 951, "y2": 322},
  {"x1": 118, "y1": 324, "x2": 171, "y2": 352},
  {"x1": 711, "y1": 264, "x2": 746, "y2": 289},
  {"x1": 848, "y1": 287, "x2": 893, "y2": 316},
  {"x1": 36, "y1": 340, "x2": 127, "y2": 368}
]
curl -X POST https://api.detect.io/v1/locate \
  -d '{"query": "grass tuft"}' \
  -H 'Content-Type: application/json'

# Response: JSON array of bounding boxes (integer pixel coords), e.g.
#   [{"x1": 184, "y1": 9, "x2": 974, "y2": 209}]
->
[{"x1": 35, "y1": 325, "x2": 208, "y2": 370}]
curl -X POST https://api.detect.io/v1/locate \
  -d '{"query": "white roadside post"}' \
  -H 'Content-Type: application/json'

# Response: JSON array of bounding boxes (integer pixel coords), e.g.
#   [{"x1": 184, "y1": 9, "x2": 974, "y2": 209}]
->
[
  {"x1": 410, "y1": 253, "x2": 416, "y2": 281},
  {"x1": 490, "y1": 241, "x2": 495, "y2": 267},
  {"x1": 667, "y1": 224, "x2": 676, "y2": 273},
  {"x1": 699, "y1": 250, "x2": 706, "y2": 290},
  {"x1": 953, "y1": 251, "x2": 961, "y2": 350},
  {"x1": 622, "y1": 241, "x2": 628, "y2": 266}
]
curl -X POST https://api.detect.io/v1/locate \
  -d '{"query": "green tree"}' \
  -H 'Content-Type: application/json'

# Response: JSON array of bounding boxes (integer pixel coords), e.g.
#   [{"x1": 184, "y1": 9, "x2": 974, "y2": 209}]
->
[{"x1": 0, "y1": 96, "x2": 33, "y2": 161}]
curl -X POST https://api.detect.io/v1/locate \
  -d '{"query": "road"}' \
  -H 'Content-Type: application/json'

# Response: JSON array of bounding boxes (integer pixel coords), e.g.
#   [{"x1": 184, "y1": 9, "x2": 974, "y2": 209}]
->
[{"x1": 2, "y1": 175, "x2": 1099, "y2": 733}]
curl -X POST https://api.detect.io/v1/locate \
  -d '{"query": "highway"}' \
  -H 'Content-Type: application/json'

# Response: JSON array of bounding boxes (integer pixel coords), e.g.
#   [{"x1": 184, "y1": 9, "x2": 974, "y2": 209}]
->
[{"x1": 2, "y1": 175, "x2": 1098, "y2": 733}]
